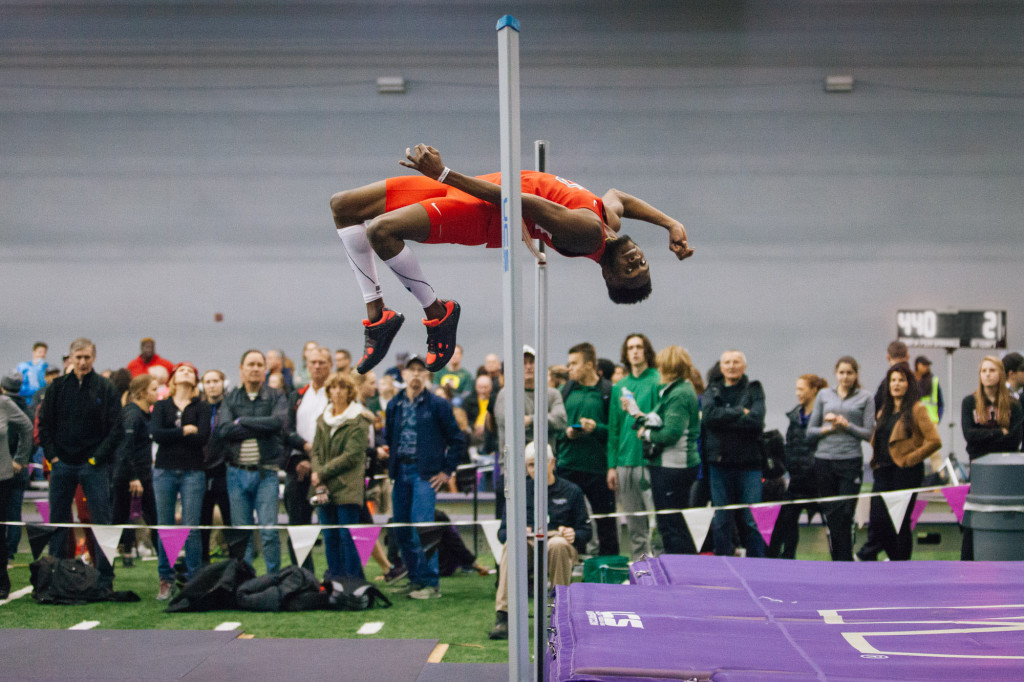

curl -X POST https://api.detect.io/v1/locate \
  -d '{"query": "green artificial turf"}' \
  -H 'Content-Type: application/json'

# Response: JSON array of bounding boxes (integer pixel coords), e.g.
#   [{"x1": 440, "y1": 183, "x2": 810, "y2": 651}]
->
[{"x1": 0, "y1": 495, "x2": 965, "y2": 665}]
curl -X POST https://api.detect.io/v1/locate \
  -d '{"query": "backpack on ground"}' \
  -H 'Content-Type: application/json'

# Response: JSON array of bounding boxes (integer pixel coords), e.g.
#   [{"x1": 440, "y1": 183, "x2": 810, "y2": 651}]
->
[
  {"x1": 328, "y1": 576, "x2": 392, "y2": 611},
  {"x1": 165, "y1": 558, "x2": 256, "y2": 613},
  {"x1": 30, "y1": 556, "x2": 139, "y2": 605}
]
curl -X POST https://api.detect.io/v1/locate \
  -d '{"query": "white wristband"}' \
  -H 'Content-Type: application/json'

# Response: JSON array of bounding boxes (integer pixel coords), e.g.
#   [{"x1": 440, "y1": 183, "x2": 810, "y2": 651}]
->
[{"x1": 436, "y1": 166, "x2": 451, "y2": 184}]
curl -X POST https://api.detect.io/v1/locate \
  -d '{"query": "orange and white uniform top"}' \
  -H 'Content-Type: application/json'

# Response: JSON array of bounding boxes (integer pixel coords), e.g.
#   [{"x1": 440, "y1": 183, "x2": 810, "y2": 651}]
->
[{"x1": 384, "y1": 171, "x2": 608, "y2": 262}]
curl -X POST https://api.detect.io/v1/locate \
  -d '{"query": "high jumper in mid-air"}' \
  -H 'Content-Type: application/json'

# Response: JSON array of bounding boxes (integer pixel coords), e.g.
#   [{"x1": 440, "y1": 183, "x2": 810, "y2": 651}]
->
[{"x1": 330, "y1": 143, "x2": 694, "y2": 374}]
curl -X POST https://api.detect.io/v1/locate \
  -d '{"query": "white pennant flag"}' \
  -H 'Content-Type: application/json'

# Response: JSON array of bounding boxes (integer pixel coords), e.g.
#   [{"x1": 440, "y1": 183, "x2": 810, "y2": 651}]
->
[
  {"x1": 287, "y1": 526, "x2": 321, "y2": 569},
  {"x1": 881, "y1": 491, "x2": 914, "y2": 531},
  {"x1": 91, "y1": 525, "x2": 125, "y2": 566},
  {"x1": 854, "y1": 494, "x2": 872, "y2": 528},
  {"x1": 682, "y1": 508, "x2": 715, "y2": 551},
  {"x1": 479, "y1": 520, "x2": 504, "y2": 563}
]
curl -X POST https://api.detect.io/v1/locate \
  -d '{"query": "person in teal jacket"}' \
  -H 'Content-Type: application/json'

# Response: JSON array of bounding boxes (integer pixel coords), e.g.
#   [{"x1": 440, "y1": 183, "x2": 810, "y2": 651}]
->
[{"x1": 634, "y1": 345, "x2": 700, "y2": 554}]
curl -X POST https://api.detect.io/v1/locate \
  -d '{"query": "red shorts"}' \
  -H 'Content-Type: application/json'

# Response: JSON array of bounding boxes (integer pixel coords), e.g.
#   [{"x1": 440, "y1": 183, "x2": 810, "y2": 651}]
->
[{"x1": 385, "y1": 176, "x2": 501, "y2": 248}]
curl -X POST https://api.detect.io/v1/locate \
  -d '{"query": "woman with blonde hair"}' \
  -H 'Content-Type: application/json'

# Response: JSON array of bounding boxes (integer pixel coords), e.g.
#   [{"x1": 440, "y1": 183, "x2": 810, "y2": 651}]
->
[
  {"x1": 151, "y1": 362, "x2": 212, "y2": 599},
  {"x1": 310, "y1": 371, "x2": 373, "y2": 580},
  {"x1": 632, "y1": 345, "x2": 701, "y2": 554},
  {"x1": 960, "y1": 356, "x2": 1023, "y2": 559},
  {"x1": 111, "y1": 374, "x2": 160, "y2": 567}
]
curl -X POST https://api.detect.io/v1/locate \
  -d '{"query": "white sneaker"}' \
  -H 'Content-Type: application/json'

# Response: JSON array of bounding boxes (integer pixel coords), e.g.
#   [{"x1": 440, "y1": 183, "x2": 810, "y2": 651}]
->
[{"x1": 407, "y1": 586, "x2": 441, "y2": 600}]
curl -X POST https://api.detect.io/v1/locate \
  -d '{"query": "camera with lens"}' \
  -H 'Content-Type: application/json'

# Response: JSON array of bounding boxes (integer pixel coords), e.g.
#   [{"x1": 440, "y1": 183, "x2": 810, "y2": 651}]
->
[{"x1": 632, "y1": 414, "x2": 664, "y2": 461}]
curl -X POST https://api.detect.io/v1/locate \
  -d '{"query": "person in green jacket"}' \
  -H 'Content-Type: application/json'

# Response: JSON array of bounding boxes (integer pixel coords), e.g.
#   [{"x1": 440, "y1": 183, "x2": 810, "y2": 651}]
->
[
  {"x1": 634, "y1": 345, "x2": 701, "y2": 554},
  {"x1": 607, "y1": 333, "x2": 661, "y2": 560},
  {"x1": 557, "y1": 342, "x2": 618, "y2": 557},
  {"x1": 310, "y1": 371, "x2": 373, "y2": 581}
]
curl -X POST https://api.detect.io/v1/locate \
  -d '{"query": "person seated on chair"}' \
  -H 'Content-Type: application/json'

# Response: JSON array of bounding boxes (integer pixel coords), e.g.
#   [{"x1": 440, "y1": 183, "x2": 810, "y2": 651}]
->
[{"x1": 488, "y1": 442, "x2": 590, "y2": 640}]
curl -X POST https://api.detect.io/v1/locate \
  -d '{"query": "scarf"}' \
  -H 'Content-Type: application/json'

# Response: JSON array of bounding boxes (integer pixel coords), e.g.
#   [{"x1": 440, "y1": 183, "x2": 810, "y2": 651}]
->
[{"x1": 322, "y1": 400, "x2": 365, "y2": 438}]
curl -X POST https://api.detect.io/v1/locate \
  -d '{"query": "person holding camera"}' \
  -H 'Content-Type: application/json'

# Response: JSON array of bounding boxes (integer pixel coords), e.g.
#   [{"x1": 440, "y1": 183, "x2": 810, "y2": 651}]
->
[
  {"x1": 629, "y1": 345, "x2": 701, "y2": 555},
  {"x1": 310, "y1": 371, "x2": 374, "y2": 581}
]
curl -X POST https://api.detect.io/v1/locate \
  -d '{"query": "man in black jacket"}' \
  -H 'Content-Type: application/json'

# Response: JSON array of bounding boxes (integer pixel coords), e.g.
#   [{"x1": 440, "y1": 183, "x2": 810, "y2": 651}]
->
[
  {"x1": 38, "y1": 338, "x2": 123, "y2": 588},
  {"x1": 489, "y1": 442, "x2": 591, "y2": 640},
  {"x1": 702, "y1": 350, "x2": 766, "y2": 558},
  {"x1": 214, "y1": 350, "x2": 289, "y2": 576}
]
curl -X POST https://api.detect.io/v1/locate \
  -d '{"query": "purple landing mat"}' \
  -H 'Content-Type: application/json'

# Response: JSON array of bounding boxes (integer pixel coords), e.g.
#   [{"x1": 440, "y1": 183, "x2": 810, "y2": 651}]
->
[
  {"x1": 415, "y1": 663, "x2": 510, "y2": 682},
  {"x1": 551, "y1": 559, "x2": 1024, "y2": 681},
  {"x1": 0, "y1": 629, "x2": 240, "y2": 681},
  {"x1": 182, "y1": 637, "x2": 439, "y2": 682}
]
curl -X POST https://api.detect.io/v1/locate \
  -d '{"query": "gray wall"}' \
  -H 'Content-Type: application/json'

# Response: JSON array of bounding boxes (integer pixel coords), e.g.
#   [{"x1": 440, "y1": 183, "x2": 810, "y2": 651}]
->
[{"x1": 2, "y1": 1, "x2": 1022, "y2": 451}]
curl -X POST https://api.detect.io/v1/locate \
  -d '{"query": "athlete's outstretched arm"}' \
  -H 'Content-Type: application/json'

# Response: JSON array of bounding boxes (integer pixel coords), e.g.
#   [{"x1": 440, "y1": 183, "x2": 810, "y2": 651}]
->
[
  {"x1": 400, "y1": 144, "x2": 604, "y2": 254},
  {"x1": 602, "y1": 189, "x2": 694, "y2": 261}
]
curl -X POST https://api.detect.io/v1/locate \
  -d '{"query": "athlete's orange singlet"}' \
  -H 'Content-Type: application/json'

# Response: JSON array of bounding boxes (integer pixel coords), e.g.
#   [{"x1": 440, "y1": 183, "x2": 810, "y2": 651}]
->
[{"x1": 383, "y1": 171, "x2": 607, "y2": 262}]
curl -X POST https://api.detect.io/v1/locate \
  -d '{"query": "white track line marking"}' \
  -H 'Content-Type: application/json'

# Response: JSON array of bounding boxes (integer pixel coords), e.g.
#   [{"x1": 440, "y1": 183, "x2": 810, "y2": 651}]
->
[
  {"x1": 215, "y1": 622, "x2": 242, "y2": 631},
  {"x1": 69, "y1": 620, "x2": 100, "y2": 630},
  {"x1": 0, "y1": 586, "x2": 32, "y2": 606},
  {"x1": 357, "y1": 622, "x2": 384, "y2": 635}
]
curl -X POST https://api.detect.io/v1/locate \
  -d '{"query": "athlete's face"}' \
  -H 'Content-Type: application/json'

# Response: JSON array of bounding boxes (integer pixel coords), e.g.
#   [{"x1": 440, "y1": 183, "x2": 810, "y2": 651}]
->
[{"x1": 604, "y1": 237, "x2": 649, "y2": 287}]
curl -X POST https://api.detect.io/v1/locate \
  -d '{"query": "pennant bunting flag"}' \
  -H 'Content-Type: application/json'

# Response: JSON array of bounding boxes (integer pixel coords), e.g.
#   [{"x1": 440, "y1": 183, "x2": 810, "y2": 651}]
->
[
  {"x1": 909, "y1": 498, "x2": 929, "y2": 530},
  {"x1": 287, "y1": 526, "x2": 321, "y2": 569},
  {"x1": 157, "y1": 528, "x2": 191, "y2": 565},
  {"x1": 479, "y1": 519, "x2": 504, "y2": 563},
  {"x1": 34, "y1": 500, "x2": 50, "y2": 524},
  {"x1": 349, "y1": 526, "x2": 382, "y2": 567},
  {"x1": 881, "y1": 491, "x2": 914, "y2": 531},
  {"x1": 854, "y1": 494, "x2": 871, "y2": 529},
  {"x1": 90, "y1": 525, "x2": 124, "y2": 566},
  {"x1": 681, "y1": 508, "x2": 715, "y2": 552},
  {"x1": 751, "y1": 504, "x2": 782, "y2": 546},
  {"x1": 941, "y1": 484, "x2": 970, "y2": 524}
]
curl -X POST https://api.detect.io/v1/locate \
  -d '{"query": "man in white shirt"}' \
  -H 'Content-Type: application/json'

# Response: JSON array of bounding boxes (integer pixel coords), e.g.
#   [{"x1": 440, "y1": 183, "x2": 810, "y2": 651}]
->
[{"x1": 284, "y1": 346, "x2": 332, "y2": 570}]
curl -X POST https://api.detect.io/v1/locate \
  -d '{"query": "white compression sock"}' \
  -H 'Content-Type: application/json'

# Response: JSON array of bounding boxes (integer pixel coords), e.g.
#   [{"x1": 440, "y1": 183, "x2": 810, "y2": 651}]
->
[
  {"x1": 383, "y1": 246, "x2": 437, "y2": 308},
  {"x1": 337, "y1": 223, "x2": 382, "y2": 304}
]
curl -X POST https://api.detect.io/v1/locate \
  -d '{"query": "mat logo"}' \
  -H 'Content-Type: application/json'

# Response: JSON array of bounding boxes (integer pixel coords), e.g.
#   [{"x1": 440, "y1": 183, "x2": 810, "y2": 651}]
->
[
  {"x1": 819, "y1": 604, "x2": 1024, "y2": 660},
  {"x1": 587, "y1": 610, "x2": 644, "y2": 629}
]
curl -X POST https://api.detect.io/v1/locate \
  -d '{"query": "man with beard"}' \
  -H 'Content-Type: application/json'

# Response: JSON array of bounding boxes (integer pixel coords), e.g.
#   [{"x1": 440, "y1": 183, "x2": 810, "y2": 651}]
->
[{"x1": 330, "y1": 144, "x2": 694, "y2": 375}]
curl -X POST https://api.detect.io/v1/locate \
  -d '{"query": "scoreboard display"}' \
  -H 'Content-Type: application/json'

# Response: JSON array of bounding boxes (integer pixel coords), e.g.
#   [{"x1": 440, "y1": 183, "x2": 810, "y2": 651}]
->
[{"x1": 896, "y1": 310, "x2": 1007, "y2": 349}]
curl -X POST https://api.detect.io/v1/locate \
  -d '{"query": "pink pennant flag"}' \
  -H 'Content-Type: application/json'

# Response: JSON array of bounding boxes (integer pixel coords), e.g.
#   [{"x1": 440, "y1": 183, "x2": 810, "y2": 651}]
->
[
  {"x1": 909, "y1": 498, "x2": 930, "y2": 530},
  {"x1": 751, "y1": 504, "x2": 782, "y2": 546},
  {"x1": 35, "y1": 500, "x2": 50, "y2": 524},
  {"x1": 157, "y1": 528, "x2": 191, "y2": 564},
  {"x1": 349, "y1": 526, "x2": 382, "y2": 567},
  {"x1": 941, "y1": 484, "x2": 970, "y2": 524}
]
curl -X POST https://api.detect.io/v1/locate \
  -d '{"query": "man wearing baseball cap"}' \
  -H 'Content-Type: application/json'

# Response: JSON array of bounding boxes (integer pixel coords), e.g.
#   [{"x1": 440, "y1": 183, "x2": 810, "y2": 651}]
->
[{"x1": 383, "y1": 354, "x2": 467, "y2": 599}]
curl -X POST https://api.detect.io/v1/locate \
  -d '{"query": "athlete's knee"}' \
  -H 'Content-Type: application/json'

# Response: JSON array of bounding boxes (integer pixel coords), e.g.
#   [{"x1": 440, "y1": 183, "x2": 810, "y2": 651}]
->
[
  {"x1": 330, "y1": 191, "x2": 358, "y2": 224},
  {"x1": 365, "y1": 215, "x2": 396, "y2": 252}
]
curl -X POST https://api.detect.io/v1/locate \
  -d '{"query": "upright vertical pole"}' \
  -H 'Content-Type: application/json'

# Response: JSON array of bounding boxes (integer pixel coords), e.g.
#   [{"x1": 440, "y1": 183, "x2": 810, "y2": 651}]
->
[
  {"x1": 497, "y1": 15, "x2": 529, "y2": 681},
  {"x1": 532, "y1": 139, "x2": 549, "y2": 682},
  {"x1": 945, "y1": 348, "x2": 960, "y2": 484}
]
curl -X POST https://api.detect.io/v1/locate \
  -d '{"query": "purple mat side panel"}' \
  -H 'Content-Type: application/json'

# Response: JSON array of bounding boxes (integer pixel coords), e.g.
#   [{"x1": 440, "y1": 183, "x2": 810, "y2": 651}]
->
[{"x1": 556, "y1": 560, "x2": 1024, "y2": 681}]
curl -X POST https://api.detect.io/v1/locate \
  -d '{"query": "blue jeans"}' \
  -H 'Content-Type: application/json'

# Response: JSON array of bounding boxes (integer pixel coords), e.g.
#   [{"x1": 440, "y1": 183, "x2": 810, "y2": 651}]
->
[
  {"x1": 6, "y1": 468, "x2": 29, "y2": 556},
  {"x1": 47, "y1": 461, "x2": 114, "y2": 586},
  {"x1": 318, "y1": 503, "x2": 364, "y2": 580},
  {"x1": 227, "y1": 466, "x2": 281, "y2": 575},
  {"x1": 391, "y1": 461, "x2": 439, "y2": 588},
  {"x1": 153, "y1": 468, "x2": 205, "y2": 581},
  {"x1": 709, "y1": 465, "x2": 765, "y2": 558}
]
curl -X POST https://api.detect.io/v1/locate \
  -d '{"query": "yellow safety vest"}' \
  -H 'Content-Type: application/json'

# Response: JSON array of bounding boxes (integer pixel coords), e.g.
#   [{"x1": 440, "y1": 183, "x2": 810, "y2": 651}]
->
[{"x1": 920, "y1": 378, "x2": 940, "y2": 424}]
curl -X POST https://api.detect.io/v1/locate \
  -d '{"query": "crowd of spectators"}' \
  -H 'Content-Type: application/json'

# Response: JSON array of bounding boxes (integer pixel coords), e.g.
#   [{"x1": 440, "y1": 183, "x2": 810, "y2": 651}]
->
[{"x1": 2, "y1": 333, "x2": 1022, "y2": 611}]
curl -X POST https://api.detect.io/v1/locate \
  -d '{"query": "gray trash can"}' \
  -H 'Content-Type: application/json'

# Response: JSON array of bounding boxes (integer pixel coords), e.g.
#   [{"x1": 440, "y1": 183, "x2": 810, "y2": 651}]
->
[{"x1": 963, "y1": 452, "x2": 1024, "y2": 561}]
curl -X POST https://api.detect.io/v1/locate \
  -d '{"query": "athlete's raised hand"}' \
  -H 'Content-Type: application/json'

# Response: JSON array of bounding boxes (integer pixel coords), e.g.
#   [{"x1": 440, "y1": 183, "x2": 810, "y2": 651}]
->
[
  {"x1": 668, "y1": 223, "x2": 695, "y2": 261},
  {"x1": 400, "y1": 143, "x2": 447, "y2": 181}
]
